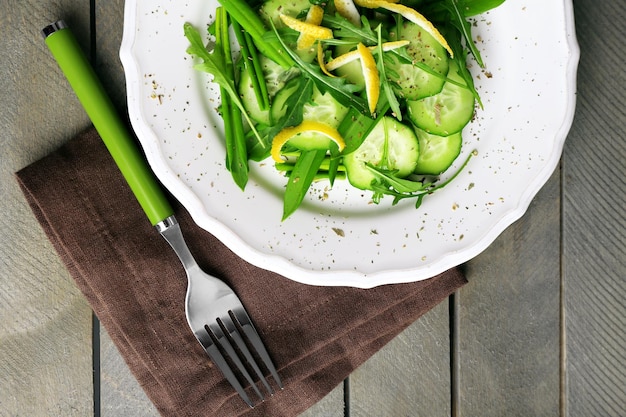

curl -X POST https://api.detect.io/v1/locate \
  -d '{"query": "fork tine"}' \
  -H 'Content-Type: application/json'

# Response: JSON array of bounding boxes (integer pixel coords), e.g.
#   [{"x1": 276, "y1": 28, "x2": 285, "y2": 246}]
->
[
  {"x1": 194, "y1": 328, "x2": 255, "y2": 407},
  {"x1": 221, "y1": 315, "x2": 274, "y2": 395},
  {"x1": 232, "y1": 307, "x2": 284, "y2": 389},
  {"x1": 207, "y1": 322, "x2": 264, "y2": 403}
]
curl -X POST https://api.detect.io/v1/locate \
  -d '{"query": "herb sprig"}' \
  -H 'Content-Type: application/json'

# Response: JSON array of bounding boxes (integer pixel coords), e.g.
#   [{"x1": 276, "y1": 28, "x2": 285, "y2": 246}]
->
[{"x1": 269, "y1": 26, "x2": 369, "y2": 115}]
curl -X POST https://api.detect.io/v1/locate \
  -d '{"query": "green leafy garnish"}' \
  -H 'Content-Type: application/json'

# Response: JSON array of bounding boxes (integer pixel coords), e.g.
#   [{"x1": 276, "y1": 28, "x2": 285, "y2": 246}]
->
[
  {"x1": 282, "y1": 149, "x2": 327, "y2": 220},
  {"x1": 269, "y1": 26, "x2": 369, "y2": 115},
  {"x1": 267, "y1": 77, "x2": 314, "y2": 141},
  {"x1": 216, "y1": 0, "x2": 293, "y2": 68},
  {"x1": 184, "y1": 22, "x2": 264, "y2": 149},
  {"x1": 232, "y1": 19, "x2": 270, "y2": 111},
  {"x1": 322, "y1": 14, "x2": 412, "y2": 64},
  {"x1": 367, "y1": 150, "x2": 476, "y2": 207},
  {"x1": 374, "y1": 25, "x2": 402, "y2": 120}
]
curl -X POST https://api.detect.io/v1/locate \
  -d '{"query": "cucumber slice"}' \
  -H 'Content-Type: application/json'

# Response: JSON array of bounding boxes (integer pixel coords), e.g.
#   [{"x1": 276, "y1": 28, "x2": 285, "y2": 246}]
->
[
  {"x1": 413, "y1": 128, "x2": 462, "y2": 175},
  {"x1": 238, "y1": 55, "x2": 299, "y2": 125},
  {"x1": 407, "y1": 60, "x2": 475, "y2": 136},
  {"x1": 291, "y1": 91, "x2": 350, "y2": 151},
  {"x1": 335, "y1": 58, "x2": 364, "y2": 89},
  {"x1": 261, "y1": 56, "x2": 299, "y2": 98},
  {"x1": 333, "y1": 40, "x2": 365, "y2": 89},
  {"x1": 238, "y1": 65, "x2": 270, "y2": 125},
  {"x1": 270, "y1": 78, "x2": 300, "y2": 122},
  {"x1": 388, "y1": 21, "x2": 449, "y2": 100},
  {"x1": 258, "y1": 0, "x2": 311, "y2": 27},
  {"x1": 344, "y1": 116, "x2": 419, "y2": 190},
  {"x1": 271, "y1": 84, "x2": 349, "y2": 151},
  {"x1": 259, "y1": 0, "x2": 318, "y2": 62}
]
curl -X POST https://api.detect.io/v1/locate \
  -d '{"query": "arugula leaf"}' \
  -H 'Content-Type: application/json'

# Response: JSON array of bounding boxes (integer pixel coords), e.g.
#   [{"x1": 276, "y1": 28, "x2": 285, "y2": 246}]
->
[
  {"x1": 267, "y1": 77, "x2": 314, "y2": 140},
  {"x1": 443, "y1": 26, "x2": 483, "y2": 107},
  {"x1": 323, "y1": 14, "x2": 413, "y2": 63},
  {"x1": 322, "y1": 14, "x2": 378, "y2": 44},
  {"x1": 421, "y1": 0, "x2": 484, "y2": 67},
  {"x1": 367, "y1": 165, "x2": 430, "y2": 193},
  {"x1": 374, "y1": 25, "x2": 403, "y2": 120},
  {"x1": 269, "y1": 26, "x2": 369, "y2": 114},
  {"x1": 370, "y1": 183, "x2": 426, "y2": 207},
  {"x1": 366, "y1": 150, "x2": 476, "y2": 206},
  {"x1": 445, "y1": 0, "x2": 484, "y2": 67},
  {"x1": 184, "y1": 22, "x2": 265, "y2": 148}
]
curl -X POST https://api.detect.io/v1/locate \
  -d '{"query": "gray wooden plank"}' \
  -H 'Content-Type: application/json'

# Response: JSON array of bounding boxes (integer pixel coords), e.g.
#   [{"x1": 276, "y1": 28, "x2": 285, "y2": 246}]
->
[
  {"x1": 563, "y1": 0, "x2": 626, "y2": 415},
  {"x1": 94, "y1": 0, "x2": 128, "y2": 112},
  {"x1": 457, "y1": 171, "x2": 561, "y2": 416},
  {"x1": 350, "y1": 301, "x2": 451, "y2": 417},
  {"x1": 299, "y1": 386, "x2": 345, "y2": 417},
  {"x1": 100, "y1": 326, "x2": 160, "y2": 417},
  {"x1": 0, "y1": 1, "x2": 94, "y2": 415}
]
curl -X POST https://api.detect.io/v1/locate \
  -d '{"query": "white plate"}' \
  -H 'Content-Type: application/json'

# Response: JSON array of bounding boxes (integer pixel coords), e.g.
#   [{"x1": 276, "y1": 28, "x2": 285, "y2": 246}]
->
[{"x1": 120, "y1": 0, "x2": 579, "y2": 288}]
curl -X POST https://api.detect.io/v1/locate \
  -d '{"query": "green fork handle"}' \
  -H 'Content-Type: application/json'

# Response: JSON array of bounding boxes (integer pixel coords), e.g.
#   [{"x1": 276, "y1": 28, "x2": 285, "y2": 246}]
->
[{"x1": 42, "y1": 21, "x2": 174, "y2": 226}]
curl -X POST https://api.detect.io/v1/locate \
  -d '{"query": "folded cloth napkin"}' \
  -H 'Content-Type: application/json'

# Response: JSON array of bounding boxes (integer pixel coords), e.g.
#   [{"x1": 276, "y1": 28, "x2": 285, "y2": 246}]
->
[{"x1": 16, "y1": 127, "x2": 466, "y2": 417}]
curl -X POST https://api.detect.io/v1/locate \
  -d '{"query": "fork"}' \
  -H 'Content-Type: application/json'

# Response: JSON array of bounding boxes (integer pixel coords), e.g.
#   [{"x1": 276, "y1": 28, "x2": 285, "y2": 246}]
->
[
  {"x1": 157, "y1": 215, "x2": 283, "y2": 406},
  {"x1": 42, "y1": 20, "x2": 282, "y2": 406}
]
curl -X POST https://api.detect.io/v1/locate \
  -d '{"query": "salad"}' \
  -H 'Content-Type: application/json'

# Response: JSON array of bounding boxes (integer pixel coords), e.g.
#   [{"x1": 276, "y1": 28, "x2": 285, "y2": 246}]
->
[{"x1": 184, "y1": 0, "x2": 505, "y2": 220}]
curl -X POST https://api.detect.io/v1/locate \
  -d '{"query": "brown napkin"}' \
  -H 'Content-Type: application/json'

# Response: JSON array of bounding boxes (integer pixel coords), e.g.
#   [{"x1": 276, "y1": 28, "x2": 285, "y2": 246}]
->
[{"x1": 16, "y1": 128, "x2": 466, "y2": 417}]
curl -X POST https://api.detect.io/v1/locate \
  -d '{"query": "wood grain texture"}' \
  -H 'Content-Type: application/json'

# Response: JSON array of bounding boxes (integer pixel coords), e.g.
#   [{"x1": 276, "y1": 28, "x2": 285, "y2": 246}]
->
[
  {"x1": 457, "y1": 171, "x2": 561, "y2": 417},
  {"x1": 0, "y1": 1, "x2": 94, "y2": 415},
  {"x1": 563, "y1": 0, "x2": 626, "y2": 415},
  {"x1": 3, "y1": 0, "x2": 624, "y2": 415},
  {"x1": 349, "y1": 302, "x2": 451, "y2": 417},
  {"x1": 100, "y1": 326, "x2": 160, "y2": 417},
  {"x1": 95, "y1": 0, "x2": 128, "y2": 113},
  {"x1": 299, "y1": 386, "x2": 345, "y2": 417}
]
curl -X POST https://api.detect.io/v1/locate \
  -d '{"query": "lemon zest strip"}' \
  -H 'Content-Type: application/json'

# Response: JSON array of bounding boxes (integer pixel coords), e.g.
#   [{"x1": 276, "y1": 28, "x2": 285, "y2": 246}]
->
[
  {"x1": 357, "y1": 43, "x2": 380, "y2": 115},
  {"x1": 317, "y1": 42, "x2": 336, "y2": 77},
  {"x1": 353, "y1": 0, "x2": 453, "y2": 57},
  {"x1": 334, "y1": 0, "x2": 362, "y2": 27},
  {"x1": 297, "y1": 6, "x2": 325, "y2": 50},
  {"x1": 325, "y1": 40, "x2": 409, "y2": 71},
  {"x1": 271, "y1": 121, "x2": 346, "y2": 162},
  {"x1": 279, "y1": 14, "x2": 333, "y2": 48}
]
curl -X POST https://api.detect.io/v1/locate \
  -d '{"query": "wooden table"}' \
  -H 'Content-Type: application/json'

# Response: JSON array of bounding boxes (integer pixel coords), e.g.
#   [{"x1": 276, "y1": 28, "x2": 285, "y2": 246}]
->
[{"x1": 1, "y1": 0, "x2": 623, "y2": 416}]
